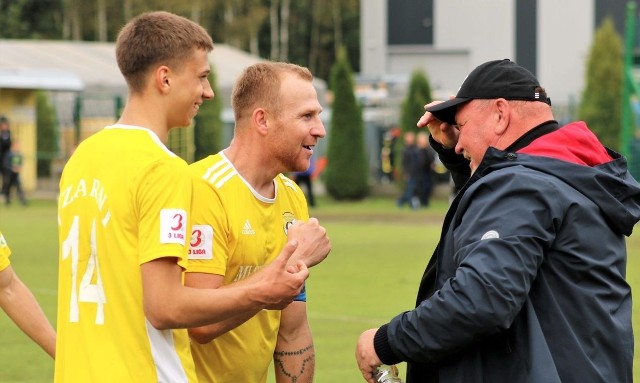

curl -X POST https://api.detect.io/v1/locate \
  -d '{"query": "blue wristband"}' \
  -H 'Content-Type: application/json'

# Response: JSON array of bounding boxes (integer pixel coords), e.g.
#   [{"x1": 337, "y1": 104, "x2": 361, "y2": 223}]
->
[{"x1": 293, "y1": 284, "x2": 307, "y2": 302}]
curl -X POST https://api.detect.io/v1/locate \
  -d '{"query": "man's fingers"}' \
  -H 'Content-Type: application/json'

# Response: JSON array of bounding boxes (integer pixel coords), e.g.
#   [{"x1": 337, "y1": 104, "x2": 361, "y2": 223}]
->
[
  {"x1": 294, "y1": 261, "x2": 309, "y2": 280},
  {"x1": 275, "y1": 239, "x2": 299, "y2": 267}
]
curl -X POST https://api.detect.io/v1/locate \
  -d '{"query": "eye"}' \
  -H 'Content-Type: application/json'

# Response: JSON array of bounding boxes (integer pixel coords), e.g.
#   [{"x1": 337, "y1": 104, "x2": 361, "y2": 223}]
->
[{"x1": 455, "y1": 120, "x2": 467, "y2": 131}]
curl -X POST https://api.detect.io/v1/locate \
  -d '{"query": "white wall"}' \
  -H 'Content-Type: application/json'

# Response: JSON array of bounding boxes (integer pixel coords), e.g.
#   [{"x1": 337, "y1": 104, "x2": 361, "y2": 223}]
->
[
  {"x1": 359, "y1": 0, "x2": 594, "y2": 111},
  {"x1": 360, "y1": 0, "x2": 388, "y2": 76},
  {"x1": 434, "y1": 0, "x2": 515, "y2": 66},
  {"x1": 538, "y1": 0, "x2": 593, "y2": 110}
]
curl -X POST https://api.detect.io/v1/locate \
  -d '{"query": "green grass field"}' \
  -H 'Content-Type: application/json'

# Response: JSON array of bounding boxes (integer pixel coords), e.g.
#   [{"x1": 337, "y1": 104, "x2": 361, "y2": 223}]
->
[{"x1": 0, "y1": 196, "x2": 638, "y2": 382}]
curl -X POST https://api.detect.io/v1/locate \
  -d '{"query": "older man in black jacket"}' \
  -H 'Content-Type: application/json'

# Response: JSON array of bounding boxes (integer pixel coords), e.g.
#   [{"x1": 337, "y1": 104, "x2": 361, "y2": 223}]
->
[{"x1": 356, "y1": 59, "x2": 640, "y2": 383}]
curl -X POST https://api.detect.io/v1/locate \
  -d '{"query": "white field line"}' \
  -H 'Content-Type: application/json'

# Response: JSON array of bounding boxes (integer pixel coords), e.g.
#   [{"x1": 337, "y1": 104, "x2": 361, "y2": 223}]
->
[{"x1": 308, "y1": 311, "x2": 392, "y2": 325}]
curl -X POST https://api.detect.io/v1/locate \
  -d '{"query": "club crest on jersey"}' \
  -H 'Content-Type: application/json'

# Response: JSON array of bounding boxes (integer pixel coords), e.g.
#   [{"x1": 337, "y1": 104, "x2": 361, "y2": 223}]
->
[
  {"x1": 189, "y1": 225, "x2": 213, "y2": 259},
  {"x1": 160, "y1": 209, "x2": 187, "y2": 245},
  {"x1": 283, "y1": 212, "x2": 297, "y2": 235}
]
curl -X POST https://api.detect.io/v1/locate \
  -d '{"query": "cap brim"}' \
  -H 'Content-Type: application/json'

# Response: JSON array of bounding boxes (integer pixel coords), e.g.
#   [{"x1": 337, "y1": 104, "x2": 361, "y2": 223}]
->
[{"x1": 425, "y1": 98, "x2": 470, "y2": 125}]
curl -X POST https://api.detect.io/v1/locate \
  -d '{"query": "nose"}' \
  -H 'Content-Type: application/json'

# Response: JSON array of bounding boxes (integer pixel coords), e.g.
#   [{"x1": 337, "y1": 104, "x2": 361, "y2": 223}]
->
[
  {"x1": 454, "y1": 141, "x2": 464, "y2": 156},
  {"x1": 203, "y1": 82, "x2": 214, "y2": 100},
  {"x1": 314, "y1": 120, "x2": 327, "y2": 138}
]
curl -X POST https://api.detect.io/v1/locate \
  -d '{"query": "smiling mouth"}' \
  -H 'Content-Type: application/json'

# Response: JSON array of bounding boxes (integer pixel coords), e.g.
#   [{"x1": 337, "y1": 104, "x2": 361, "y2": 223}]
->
[{"x1": 303, "y1": 145, "x2": 314, "y2": 150}]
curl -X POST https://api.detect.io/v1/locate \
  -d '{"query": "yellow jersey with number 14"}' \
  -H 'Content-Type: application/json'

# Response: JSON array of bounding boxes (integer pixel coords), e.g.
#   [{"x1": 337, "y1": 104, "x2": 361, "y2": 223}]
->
[
  {"x1": 55, "y1": 125, "x2": 196, "y2": 383},
  {"x1": 0, "y1": 231, "x2": 11, "y2": 272}
]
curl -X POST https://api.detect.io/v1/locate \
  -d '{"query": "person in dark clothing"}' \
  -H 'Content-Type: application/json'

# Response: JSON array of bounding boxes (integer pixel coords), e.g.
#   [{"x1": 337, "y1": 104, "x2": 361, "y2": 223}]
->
[
  {"x1": 415, "y1": 131, "x2": 436, "y2": 207},
  {"x1": 356, "y1": 59, "x2": 640, "y2": 383},
  {"x1": 380, "y1": 127, "x2": 400, "y2": 183},
  {"x1": 2, "y1": 140, "x2": 27, "y2": 206},
  {"x1": 396, "y1": 131, "x2": 420, "y2": 209},
  {"x1": 0, "y1": 116, "x2": 12, "y2": 194},
  {"x1": 293, "y1": 154, "x2": 316, "y2": 207}
]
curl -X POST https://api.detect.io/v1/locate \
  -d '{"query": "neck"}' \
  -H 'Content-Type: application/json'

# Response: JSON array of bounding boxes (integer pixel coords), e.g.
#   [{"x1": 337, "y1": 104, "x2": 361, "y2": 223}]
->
[
  {"x1": 224, "y1": 139, "x2": 278, "y2": 197},
  {"x1": 117, "y1": 94, "x2": 170, "y2": 143}
]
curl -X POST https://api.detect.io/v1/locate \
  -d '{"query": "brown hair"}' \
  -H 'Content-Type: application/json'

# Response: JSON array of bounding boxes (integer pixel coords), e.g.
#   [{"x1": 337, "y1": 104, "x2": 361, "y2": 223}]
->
[
  {"x1": 231, "y1": 62, "x2": 313, "y2": 121},
  {"x1": 115, "y1": 11, "x2": 214, "y2": 93}
]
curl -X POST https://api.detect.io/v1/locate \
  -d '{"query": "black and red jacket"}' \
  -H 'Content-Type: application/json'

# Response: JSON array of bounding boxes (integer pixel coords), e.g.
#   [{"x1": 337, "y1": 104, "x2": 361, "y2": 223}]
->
[{"x1": 375, "y1": 121, "x2": 640, "y2": 383}]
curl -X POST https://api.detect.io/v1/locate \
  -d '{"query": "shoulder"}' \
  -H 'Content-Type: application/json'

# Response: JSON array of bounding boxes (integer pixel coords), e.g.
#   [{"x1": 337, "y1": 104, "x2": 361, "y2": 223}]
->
[
  {"x1": 277, "y1": 173, "x2": 304, "y2": 195},
  {"x1": 0, "y1": 232, "x2": 10, "y2": 271},
  {"x1": 190, "y1": 153, "x2": 238, "y2": 189}
]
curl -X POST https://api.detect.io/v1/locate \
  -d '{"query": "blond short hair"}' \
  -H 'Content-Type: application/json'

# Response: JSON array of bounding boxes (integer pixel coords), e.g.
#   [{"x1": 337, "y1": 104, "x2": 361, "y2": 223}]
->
[{"x1": 231, "y1": 62, "x2": 313, "y2": 121}]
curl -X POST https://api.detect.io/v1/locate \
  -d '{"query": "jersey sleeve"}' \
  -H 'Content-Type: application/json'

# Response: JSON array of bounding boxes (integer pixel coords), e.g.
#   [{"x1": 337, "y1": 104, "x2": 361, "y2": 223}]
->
[
  {"x1": 134, "y1": 157, "x2": 193, "y2": 269},
  {"x1": 186, "y1": 175, "x2": 229, "y2": 276},
  {"x1": 0, "y1": 231, "x2": 11, "y2": 272}
]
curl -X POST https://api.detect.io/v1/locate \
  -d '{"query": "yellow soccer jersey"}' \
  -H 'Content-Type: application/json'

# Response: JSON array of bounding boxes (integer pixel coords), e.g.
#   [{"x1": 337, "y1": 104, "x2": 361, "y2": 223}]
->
[
  {"x1": 55, "y1": 125, "x2": 196, "y2": 383},
  {"x1": 0, "y1": 231, "x2": 11, "y2": 272},
  {"x1": 187, "y1": 152, "x2": 309, "y2": 383}
]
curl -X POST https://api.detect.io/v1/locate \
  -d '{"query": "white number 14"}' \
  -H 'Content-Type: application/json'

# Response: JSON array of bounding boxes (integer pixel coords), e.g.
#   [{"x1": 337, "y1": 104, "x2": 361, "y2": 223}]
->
[{"x1": 61, "y1": 216, "x2": 107, "y2": 325}]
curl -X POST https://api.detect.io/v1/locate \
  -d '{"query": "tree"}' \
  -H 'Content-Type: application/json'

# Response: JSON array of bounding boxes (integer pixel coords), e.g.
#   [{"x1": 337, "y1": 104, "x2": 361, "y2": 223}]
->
[
  {"x1": 578, "y1": 17, "x2": 623, "y2": 150},
  {"x1": 193, "y1": 67, "x2": 224, "y2": 161},
  {"x1": 0, "y1": 0, "x2": 361, "y2": 82},
  {"x1": 36, "y1": 91, "x2": 59, "y2": 178},
  {"x1": 400, "y1": 69, "x2": 432, "y2": 133},
  {"x1": 324, "y1": 48, "x2": 368, "y2": 200}
]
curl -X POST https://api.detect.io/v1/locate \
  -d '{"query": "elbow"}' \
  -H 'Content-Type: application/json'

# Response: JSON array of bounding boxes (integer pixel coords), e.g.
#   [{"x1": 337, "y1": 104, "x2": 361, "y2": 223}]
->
[
  {"x1": 146, "y1": 314, "x2": 175, "y2": 331},
  {"x1": 188, "y1": 327, "x2": 216, "y2": 344},
  {"x1": 144, "y1": 305, "x2": 182, "y2": 330}
]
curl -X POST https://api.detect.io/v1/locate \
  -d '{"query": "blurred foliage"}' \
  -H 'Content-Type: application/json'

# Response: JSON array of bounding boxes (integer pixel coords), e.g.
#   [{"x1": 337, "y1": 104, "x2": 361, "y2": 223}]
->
[
  {"x1": 193, "y1": 66, "x2": 224, "y2": 161},
  {"x1": 400, "y1": 69, "x2": 433, "y2": 134},
  {"x1": 578, "y1": 17, "x2": 623, "y2": 150},
  {"x1": 35, "y1": 91, "x2": 58, "y2": 177},
  {"x1": 0, "y1": 0, "x2": 359, "y2": 81},
  {"x1": 324, "y1": 48, "x2": 369, "y2": 200}
]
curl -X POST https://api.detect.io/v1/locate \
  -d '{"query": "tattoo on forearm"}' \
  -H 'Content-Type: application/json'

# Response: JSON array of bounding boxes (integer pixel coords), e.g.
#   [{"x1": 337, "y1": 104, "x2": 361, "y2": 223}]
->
[{"x1": 274, "y1": 344, "x2": 315, "y2": 383}]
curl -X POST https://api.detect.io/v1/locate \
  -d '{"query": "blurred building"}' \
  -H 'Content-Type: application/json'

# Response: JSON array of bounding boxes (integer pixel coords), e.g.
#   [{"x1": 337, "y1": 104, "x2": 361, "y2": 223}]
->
[
  {"x1": 0, "y1": 39, "x2": 327, "y2": 191},
  {"x1": 360, "y1": 0, "x2": 627, "y2": 123}
]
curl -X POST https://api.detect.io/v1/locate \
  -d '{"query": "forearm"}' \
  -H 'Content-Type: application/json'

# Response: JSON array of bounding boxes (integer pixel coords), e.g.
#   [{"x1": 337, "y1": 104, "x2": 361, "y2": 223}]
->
[
  {"x1": 144, "y1": 254, "x2": 306, "y2": 330},
  {"x1": 274, "y1": 343, "x2": 315, "y2": 383},
  {"x1": 429, "y1": 135, "x2": 470, "y2": 189},
  {"x1": 188, "y1": 308, "x2": 259, "y2": 343},
  {"x1": 274, "y1": 302, "x2": 315, "y2": 383},
  {"x1": 0, "y1": 272, "x2": 56, "y2": 358},
  {"x1": 142, "y1": 260, "x2": 264, "y2": 329}
]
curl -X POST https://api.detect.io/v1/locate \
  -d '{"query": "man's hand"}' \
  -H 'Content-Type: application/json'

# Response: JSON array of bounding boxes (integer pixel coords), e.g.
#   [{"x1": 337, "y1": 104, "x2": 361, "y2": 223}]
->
[
  {"x1": 287, "y1": 218, "x2": 331, "y2": 268},
  {"x1": 417, "y1": 100, "x2": 459, "y2": 149},
  {"x1": 355, "y1": 328, "x2": 382, "y2": 383},
  {"x1": 251, "y1": 240, "x2": 309, "y2": 309}
]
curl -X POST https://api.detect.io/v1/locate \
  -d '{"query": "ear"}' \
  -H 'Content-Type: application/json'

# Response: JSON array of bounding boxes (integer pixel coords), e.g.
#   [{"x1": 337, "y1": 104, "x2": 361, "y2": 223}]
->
[
  {"x1": 155, "y1": 66, "x2": 172, "y2": 94},
  {"x1": 252, "y1": 108, "x2": 269, "y2": 136},
  {"x1": 493, "y1": 98, "x2": 510, "y2": 135}
]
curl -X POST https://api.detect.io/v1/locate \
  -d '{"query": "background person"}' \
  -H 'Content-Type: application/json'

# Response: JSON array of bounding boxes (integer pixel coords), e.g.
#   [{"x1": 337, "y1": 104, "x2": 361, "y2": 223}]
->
[
  {"x1": 396, "y1": 131, "x2": 420, "y2": 209},
  {"x1": 55, "y1": 12, "x2": 321, "y2": 383},
  {"x1": 293, "y1": 154, "x2": 316, "y2": 208},
  {"x1": 0, "y1": 116, "x2": 12, "y2": 194},
  {"x1": 355, "y1": 59, "x2": 640, "y2": 383},
  {"x1": 415, "y1": 131, "x2": 435, "y2": 207},
  {"x1": 0, "y1": 230, "x2": 56, "y2": 358},
  {"x1": 2, "y1": 140, "x2": 28, "y2": 206},
  {"x1": 186, "y1": 62, "x2": 330, "y2": 383}
]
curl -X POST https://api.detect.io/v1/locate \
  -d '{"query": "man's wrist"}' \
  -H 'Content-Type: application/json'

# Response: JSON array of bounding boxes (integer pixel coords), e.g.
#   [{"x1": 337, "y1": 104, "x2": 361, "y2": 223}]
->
[{"x1": 373, "y1": 324, "x2": 403, "y2": 365}]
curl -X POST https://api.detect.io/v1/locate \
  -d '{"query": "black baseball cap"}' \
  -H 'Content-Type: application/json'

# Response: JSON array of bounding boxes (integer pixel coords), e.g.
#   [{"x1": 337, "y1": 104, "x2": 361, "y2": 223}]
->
[{"x1": 426, "y1": 59, "x2": 551, "y2": 125}]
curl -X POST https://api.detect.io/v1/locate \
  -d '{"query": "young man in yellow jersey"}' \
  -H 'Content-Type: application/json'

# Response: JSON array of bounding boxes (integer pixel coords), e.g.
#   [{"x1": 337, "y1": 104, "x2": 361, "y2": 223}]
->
[
  {"x1": 186, "y1": 62, "x2": 330, "y2": 383},
  {"x1": 0, "y1": 230, "x2": 56, "y2": 358},
  {"x1": 55, "y1": 12, "x2": 329, "y2": 383}
]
